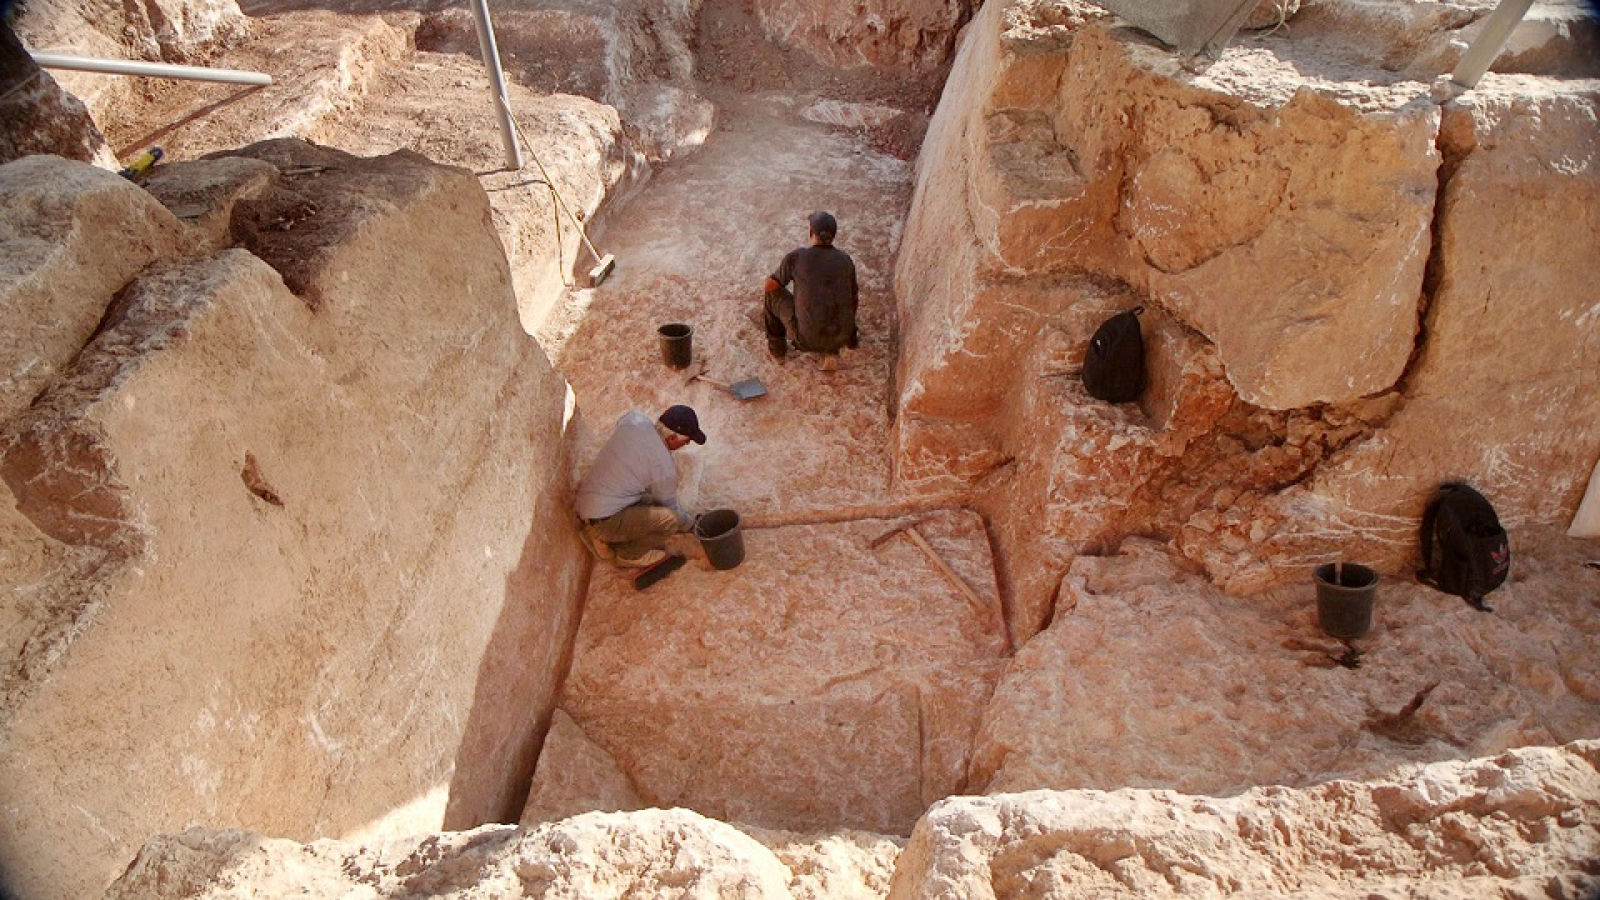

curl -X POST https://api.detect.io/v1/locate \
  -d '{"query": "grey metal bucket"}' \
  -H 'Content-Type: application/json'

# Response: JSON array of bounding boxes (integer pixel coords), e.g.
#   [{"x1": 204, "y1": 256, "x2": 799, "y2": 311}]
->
[{"x1": 1314, "y1": 562, "x2": 1377, "y2": 639}]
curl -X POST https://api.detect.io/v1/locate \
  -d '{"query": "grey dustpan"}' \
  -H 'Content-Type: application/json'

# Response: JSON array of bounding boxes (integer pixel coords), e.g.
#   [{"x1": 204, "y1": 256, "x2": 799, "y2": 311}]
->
[{"x1": 692, "y1": 373, "x2": 768, "y2": 401}]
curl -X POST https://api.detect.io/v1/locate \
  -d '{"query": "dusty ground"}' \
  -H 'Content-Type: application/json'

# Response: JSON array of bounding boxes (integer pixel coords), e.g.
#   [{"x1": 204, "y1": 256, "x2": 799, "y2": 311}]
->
[{"x1": 543, "y1": 85, "x2": 918, "y2": 523}]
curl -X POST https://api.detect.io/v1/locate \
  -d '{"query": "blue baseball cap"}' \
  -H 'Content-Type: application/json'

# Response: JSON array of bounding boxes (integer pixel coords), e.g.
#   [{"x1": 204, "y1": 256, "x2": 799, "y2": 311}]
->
[{"x1": 660, "y1": 405, "x2": 706, "y2": 444}]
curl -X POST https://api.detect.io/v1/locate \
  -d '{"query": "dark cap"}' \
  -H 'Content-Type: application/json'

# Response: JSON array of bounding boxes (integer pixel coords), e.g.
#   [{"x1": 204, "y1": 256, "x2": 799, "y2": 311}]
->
[
  {"x1": 808, "y1": 211, "x2": 837, "y2": 242},
  {"x1": 660, "y1": 405, "x2": 706, "y2": 444}
]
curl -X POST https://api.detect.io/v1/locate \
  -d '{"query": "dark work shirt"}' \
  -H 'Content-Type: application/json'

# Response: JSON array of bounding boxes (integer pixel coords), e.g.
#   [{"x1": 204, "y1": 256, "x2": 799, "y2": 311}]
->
[{"x1": 772, "y1": 244, "x2": 858, "y2": 352}]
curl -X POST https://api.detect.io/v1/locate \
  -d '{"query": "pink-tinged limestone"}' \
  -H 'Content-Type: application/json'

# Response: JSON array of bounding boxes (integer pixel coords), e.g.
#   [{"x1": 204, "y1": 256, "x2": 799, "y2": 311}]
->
[
  {"x1": 903, "y1": 3, "x2": 1439, "y2": 413},
  {"x1": 109, "y1": 811, "x2": 798, "y2": 899},
  {"x1": 0, "y1": 157, "x2": 184, "y2": 423},
  {"x1": 1182, "y1": 83, "x2": 1600, "y2": 592},
  {"x1": 103, "y1": 743, "x2": 1600, "y2": 898},
  {"x1": 0, "y1": 145, "x2": 587, "y2": 900},
  {"x1": 754, "y1": 0, "x2": 975, "y2": 72},
  {"x1": 970, "y1": 535, "x2": 1600, "y2": 799},
  {"x1": 14, "y1": 0, "x2": 249, "y2": 119},
  {"x1": 534, "y1": 510, "x2": 1010, "y2": 835},
  {"x1": 891, "y1": 741, "x2": 1600, "y2": 899},
  {"x1": 521, "y1": 708, "x2": 648, "y2": 824}
]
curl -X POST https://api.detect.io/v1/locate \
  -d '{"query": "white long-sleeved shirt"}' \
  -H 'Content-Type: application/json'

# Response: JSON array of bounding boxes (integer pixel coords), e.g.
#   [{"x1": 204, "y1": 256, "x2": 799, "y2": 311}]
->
[{"x1": 575, "y1": 410, "x2": 689, "y2": 525}]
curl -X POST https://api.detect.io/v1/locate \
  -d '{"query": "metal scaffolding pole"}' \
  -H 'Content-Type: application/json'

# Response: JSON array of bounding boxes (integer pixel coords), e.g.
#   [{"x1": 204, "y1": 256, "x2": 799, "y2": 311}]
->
[
  {"x1": 1451, "y1": 0, "x2": 1535, "y2": 90},
  {"x1": 30, "y1": 52, "x2": 273, "y2": 86},
  {"x1": 467, "y1": 0, "x2": 524, "y2": 170}
]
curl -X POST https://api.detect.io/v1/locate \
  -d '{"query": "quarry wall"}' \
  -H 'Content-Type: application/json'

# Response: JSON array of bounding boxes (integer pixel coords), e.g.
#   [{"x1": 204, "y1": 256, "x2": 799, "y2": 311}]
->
[
  {"x1": 893, "y1": 0, "x2": 1600, "y2": 637},
  {"x1": 0, "y1": 144, "x2": 588, "y2": 900}
]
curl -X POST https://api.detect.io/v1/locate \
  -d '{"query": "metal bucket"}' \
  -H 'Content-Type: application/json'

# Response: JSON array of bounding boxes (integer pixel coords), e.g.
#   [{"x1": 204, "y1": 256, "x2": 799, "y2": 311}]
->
[
  {"x1": 1314, "y1": 562, "x2": 1378, "y2": 639},
  {"x1": 694, "y1": 508, "x2": 744, "y2": 570},
  {"x1": 659, "y1": 322, "x2": 693, "y2": 369}
]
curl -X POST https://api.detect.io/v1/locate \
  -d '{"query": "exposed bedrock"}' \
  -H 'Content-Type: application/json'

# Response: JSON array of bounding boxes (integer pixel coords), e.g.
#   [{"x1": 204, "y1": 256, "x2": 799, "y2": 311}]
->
[
  {"x1": 890, "y1": 740, "x2": 1600, "y2": 900},
  {"x1": 893, "y1": 0, "x2": 1600, "y2": 634},
  {"x1": 1194, "y1": 84, "x2": 1600, "y2": 592},
  {"x1": 0, "y1": 23, "x2": 115, "y2": 167},
  {"x1": 969, "y1": 531, "x2": 1600, "y2": 797},
  {"x1": 413, "y1": 0, "x2": 715, "y2": 166},
  {"x1": 524, "y1": 511, "x2": 1010, "y2": 836},
  {"x1": 103, "y1": 741, "x2": 1600, "y2": 898},
  {"x1": 11, "y1": 0, "x2": 250, "y2": 123},
  {"x1": 753, "y1": 0, "x2": 978, "y2": 72},
  {"x1": 0, "y1": 145, "x2": 587, "y2": 900}
]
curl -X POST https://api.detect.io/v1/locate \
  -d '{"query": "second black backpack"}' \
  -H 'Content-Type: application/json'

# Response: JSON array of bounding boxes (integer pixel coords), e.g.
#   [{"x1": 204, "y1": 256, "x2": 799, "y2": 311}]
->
[
  {"x1": 1083, "y1": 306, "x2": 1145, "y2": 404},
  {"x1": 1419, "y1": 482, "x2": 1510, "y2": 611}
]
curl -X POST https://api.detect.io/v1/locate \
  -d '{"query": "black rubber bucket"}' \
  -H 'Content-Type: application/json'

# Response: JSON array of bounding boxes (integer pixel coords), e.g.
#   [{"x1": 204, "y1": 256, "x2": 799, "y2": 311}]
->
[
  {"x1": 694, "y1": 508, "x2": 744, "y2": 570},
  {"x1": 1314, "y1": 562, "x2": 1378, "y2": 639},
  {"x1": 659, "y1": 322, "x2": 693, "y2": 369}
]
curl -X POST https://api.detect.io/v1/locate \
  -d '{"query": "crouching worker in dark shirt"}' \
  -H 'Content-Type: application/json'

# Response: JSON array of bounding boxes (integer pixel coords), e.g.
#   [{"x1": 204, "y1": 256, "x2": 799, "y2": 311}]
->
[
  {"x1": 763, "y1": 211, "x2": 859, "y2": 371},
  {"x1": 576, "y1": 405, "x2": 706, "y2": 568}
]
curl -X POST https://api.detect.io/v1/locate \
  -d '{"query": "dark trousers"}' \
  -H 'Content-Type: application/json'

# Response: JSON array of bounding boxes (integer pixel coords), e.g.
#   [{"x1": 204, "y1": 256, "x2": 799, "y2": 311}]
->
[{"x1": 763, "y1": 286, "x2": 799, "y2": 351}]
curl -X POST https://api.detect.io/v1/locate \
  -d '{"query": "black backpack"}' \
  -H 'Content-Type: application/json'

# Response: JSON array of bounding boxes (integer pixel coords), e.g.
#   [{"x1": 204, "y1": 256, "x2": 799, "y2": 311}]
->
[
  {"x1": 1419, "y1": 483, "x2": 1510, "y2": 611},
  {"x1": 1082, "y1": 306, "x2": 1145, "y2": 404}
]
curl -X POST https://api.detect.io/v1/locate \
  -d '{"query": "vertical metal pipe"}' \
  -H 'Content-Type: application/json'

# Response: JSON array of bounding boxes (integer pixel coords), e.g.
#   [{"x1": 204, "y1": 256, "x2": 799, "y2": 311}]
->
[
  {"x1": 1451, "y1": 0, "x2": 1535, "y2": 90},
  {"x1": 467, "y1": 0, "x2": 524, "y2": 170}
]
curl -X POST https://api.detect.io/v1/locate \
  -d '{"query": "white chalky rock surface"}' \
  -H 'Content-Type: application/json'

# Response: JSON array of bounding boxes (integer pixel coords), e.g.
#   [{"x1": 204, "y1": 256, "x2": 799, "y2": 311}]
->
[{"x1": 530, "y1": 510, "x2": 1011, "y2": 835}]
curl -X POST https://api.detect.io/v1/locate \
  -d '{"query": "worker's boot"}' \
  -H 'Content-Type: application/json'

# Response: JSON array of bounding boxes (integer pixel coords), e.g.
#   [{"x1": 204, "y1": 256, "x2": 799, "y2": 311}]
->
[
  {"x1": 616, "y1": 547, "x2": 668, "y2": 568},
  {"x1": 819, "y1": 353, "x2": 839, "y2": 372},
  {"x1": 766, "y1": 336, "x2": 788, "y2": 360}
]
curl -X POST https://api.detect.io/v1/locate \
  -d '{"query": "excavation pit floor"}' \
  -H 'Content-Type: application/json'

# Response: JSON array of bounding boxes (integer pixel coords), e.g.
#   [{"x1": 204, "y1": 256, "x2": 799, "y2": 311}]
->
[
  {"x1": 541, "y1": 89, "x2": 914, "y2": 521},
  {"x1": 525, "y1": 510, "x2": 1011, "y2": 834}
]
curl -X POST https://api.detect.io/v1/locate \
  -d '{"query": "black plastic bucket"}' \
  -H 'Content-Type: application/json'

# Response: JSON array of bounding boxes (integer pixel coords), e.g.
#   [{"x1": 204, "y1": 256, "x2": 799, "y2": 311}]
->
[
  {"x1": 659, "y1": 322, "x2": 693, "y2": 369},
  {"x1": 1314, "y1": 562, "x2": 1378, "y2": 639},
  {"x1": 694, "y1": 508, "x2": 744, "y2": 570}
]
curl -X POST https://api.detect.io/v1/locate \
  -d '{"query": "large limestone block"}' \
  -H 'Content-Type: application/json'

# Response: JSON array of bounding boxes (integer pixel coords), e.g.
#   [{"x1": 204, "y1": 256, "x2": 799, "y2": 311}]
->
[
  {"x1": 534, "y1": 511, "x2": 1010, "y2": 835},
  {"x1": 108, "y1": 810, "x2": 802, "y2": 899},
  {"x1": 1053, "y1": 28, "x2": 1439, "y2": 410},
  {"x1": 0, "y1": 156, "x2": 183, "y2": 423},
  {"x1": 1324, "y1": 84, "x2": 1600, "y2": 525},
  {"x1": 1286, "y1": 0, "x2": 1598, "y2": 81},
  {"x1": 755, "y1": 0, "x2": 975, "y2": 72},
  {"x1": 0, "y1": 25, "x2": 113, "y2": 167},
  {"x1": 900, "y1": 1, "x2": 1440, "y2": 436},
  {"x1": 889, "y1": 741, "x2": 1600, "y2": 899},
  {"x1": 969, "y1": 536, "x2": 1600, "y2": 799},
  {"x1": 0, "y1": 146, "x2": 585, "y2": 900},
  {"x1": 972, "y1": 316, "x2": 1238, "y2": 639},
  {"x1": 1182, "y1": 83, "x2": 1600, "y2": 590}
]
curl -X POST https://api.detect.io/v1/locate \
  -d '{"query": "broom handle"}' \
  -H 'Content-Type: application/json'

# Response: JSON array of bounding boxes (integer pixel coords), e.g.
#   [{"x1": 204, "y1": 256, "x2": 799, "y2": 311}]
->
[{"x1": 495, "y1": 95, "x2": 606, "y2": 261}]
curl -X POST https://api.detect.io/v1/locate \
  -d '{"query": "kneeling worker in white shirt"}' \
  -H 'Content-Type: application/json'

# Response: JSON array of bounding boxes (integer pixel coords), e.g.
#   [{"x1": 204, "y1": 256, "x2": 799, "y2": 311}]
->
[{"x1": 576, "y1": 405, "x2": 705, "y2": 567}]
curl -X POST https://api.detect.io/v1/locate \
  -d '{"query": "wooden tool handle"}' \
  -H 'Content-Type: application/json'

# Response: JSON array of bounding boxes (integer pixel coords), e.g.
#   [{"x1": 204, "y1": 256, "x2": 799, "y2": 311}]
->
[{"x1": 905, "y1": 526, "x2": 988, "y2": 615}]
